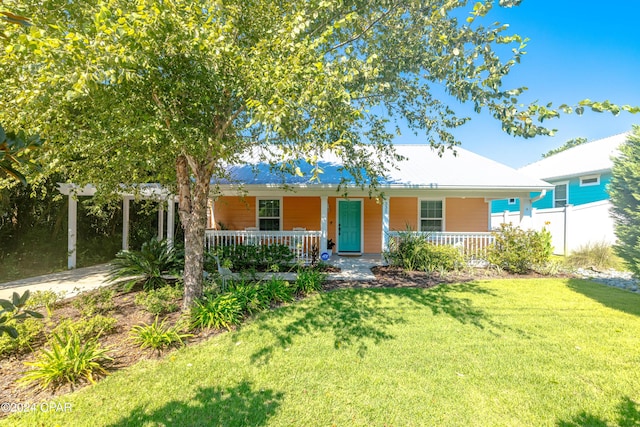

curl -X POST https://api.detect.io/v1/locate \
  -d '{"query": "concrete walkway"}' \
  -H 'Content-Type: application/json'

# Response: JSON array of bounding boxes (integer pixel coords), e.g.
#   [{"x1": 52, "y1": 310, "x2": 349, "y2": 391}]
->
[
  {"x1": 0, "y1": 255, "x2": 383, "y2": 300},
  {"x1": 0, "y1": 264, "x2": 112, "y2": 300}
]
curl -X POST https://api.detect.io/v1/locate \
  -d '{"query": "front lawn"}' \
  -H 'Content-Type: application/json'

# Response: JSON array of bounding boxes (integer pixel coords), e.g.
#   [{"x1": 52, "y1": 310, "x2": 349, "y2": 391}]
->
[{"x1": 3, "y1": 278, "x2": 640, "y2": 426}]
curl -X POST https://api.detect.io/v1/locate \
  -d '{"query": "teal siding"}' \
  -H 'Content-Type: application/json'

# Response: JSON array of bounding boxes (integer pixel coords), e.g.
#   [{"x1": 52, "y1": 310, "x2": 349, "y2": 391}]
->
[{"x1": 490, "y1": 172, "x2": 611, "y2": 213}]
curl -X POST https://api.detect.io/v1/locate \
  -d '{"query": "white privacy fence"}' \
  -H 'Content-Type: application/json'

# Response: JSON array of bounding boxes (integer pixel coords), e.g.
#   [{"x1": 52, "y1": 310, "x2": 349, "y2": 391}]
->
[
  {"x1": 387, "y1": 231, "x2": 495, "y2": 260},
  {"x1": 205, "y1": 230, "x2": 322, "y2": 262},
  {"x1": 491, "y1": 200, "x2": 616, "y2": 255}
]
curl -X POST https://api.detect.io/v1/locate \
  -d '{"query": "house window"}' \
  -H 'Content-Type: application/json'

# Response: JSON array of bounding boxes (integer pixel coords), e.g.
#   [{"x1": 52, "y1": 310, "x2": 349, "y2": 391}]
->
[
  {"x1": 554, "y1": 184, "x2": 568, "y2": 208},
  {"x1": 508, "y1": 198, "x2": 517, "y2": 205},
  {"x1": 580, "y1": 175, "x2": 600, "y2": 186},
  {"x1": 420, "y1": 200, "x2": 444, "y2": 232},
  {"x1": 257, "y1": 199, "x2": 280, "y2": 231}
]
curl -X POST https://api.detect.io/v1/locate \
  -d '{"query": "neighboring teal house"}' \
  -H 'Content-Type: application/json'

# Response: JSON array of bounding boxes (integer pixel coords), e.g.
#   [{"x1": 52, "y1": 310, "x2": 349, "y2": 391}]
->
[{"x1": 491, "y1": 133, "x2": 627, "y2": 213}]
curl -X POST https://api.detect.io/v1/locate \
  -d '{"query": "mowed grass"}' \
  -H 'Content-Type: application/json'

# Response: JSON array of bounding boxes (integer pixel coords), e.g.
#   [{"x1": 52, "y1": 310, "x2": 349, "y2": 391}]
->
[{"x1": 4, "y1": 278, "x2": 640, "y2": 426}]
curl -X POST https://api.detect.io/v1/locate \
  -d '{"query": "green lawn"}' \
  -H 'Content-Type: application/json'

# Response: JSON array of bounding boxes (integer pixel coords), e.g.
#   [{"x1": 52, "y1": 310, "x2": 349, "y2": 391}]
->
[{"x1": 4, "y1": 278, "x2": 640, "y2": 426}]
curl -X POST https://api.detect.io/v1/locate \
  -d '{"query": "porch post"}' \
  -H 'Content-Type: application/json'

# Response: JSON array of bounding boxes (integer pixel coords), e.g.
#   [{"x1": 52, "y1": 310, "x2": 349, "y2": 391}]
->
[
  {"x1": 167, "y1": 196, "x2": 175, "y2": 248},
  {"x1": 67, "y1": 195, "x2": 77, "y2": 269},
  {"x1": 158, "y1": 203, "x2": 165, "y2": 240},
  {"x1": 122, "y1": 196, "x2": 130, "y2": 251},
  {"x1": 381, "y1": 197, "x2": 390, "y2": 252},
  {"x1": 320, "y1": 196, "x2": 328, "y2": 254}
]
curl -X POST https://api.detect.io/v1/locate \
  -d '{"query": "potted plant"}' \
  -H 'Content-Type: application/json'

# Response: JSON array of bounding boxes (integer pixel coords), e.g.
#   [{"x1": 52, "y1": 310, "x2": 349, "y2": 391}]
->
[{"x1": 326, "y1": 239, "x2": 335, "y2": 256}]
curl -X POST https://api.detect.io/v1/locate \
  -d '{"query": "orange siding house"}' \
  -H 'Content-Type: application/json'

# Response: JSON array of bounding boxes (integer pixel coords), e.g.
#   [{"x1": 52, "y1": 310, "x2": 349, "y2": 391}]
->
[{"x1": 209, "y1": 145, "x2": 553, "y2": 255}]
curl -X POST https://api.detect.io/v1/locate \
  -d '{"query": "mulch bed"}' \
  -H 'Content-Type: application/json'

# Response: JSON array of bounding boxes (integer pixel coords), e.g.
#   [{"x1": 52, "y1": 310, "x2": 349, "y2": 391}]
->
[{"x1": 0, "y1": 265, "x2": 574, "y2": 413}]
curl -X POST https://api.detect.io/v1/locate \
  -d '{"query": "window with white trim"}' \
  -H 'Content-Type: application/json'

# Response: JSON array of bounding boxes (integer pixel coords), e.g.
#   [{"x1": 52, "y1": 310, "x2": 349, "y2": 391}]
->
[
  {"x1": 420, "y1": 200, "x2": 443, "y2": 232},
  {"x1": 257, "y1": 199, "x2": 281, "y2": 231},
  {"x1": 554, "y1": 184, "x2": 568, "y2": 208},
  {"x1": 580, "y1": 175, "x2": 600, "y2": 186},
  {"x1": 508, "y1": 198, "x2": 517, "y2": 205}
]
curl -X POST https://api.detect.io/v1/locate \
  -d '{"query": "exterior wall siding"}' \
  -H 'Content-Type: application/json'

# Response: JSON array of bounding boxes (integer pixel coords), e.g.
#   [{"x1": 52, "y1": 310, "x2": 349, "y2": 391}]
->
[
  {"x1": 445, "y1": 198, "x2": 489, "y2": 232},
  {"x1": 363, "y1": 198, "x2": 382, "y2": 253},
  {"x1": 389, "y1": 197, "x2": 418, "y2": 231},
  {"x1": 213, "y1": 196, "x2": 256, "y2": 230},
  {"x1": 282, "y1": 197, "x2": 321, "y2": 231},
  {"x1": 491, "y1": 172, "x2": 612, "y2": 213}
]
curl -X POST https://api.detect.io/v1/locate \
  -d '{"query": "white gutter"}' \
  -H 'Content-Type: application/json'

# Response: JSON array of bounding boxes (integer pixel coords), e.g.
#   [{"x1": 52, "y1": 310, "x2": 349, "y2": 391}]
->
[{"x1": 530, "y1": 189, "x2": 547, "y2": 203}]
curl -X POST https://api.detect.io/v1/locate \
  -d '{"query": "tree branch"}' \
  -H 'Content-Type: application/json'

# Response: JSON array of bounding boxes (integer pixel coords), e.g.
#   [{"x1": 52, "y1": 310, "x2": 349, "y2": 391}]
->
[{"x1": 330, "y1": 4, "x2": 398, "y2": 51}]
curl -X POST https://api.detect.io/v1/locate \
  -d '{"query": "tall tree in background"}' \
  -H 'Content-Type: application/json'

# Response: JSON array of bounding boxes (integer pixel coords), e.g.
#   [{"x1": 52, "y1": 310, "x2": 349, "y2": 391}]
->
[
  {"x1": 542, "y1": 137, "x2": 588, "y2": 158},
  {"x1": 0, "y1": 0, "x2": 636, "y2": 307},
  {"x1": 609, "y1": 126, "x2": 640, "y2": 276}
]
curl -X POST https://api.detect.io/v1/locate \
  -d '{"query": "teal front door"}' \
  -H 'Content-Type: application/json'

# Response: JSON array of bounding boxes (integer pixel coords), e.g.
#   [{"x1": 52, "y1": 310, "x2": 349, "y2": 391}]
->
[{"x1": 338, "y1": 200, "x2": 362, "y2": 253}]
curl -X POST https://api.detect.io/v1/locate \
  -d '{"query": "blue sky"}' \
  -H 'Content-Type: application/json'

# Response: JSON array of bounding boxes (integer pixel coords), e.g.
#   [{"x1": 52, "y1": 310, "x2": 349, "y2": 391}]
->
[{"x1": 397, "y1": 0, "x2": 640, "y2": 169}]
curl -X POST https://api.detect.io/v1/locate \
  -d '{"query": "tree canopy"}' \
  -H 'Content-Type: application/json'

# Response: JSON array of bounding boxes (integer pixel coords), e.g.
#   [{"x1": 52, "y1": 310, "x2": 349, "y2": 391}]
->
[
  {"x1": 542, "y1": 137, "x2": 588, "y2": 159},
  {"x1": 0, "y1": 0, "x2": 636, "y2": 306}
]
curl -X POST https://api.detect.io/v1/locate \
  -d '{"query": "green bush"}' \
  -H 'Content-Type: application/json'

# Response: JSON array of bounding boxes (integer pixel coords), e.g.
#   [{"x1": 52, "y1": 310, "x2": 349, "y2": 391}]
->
[
  {"x1": 487, "y1": 223, "x2": 553, "y2": 274},
  {"x1": 129, "y1": 316, "x2": 192, "y2": 353},
  {"x1": 0, "y1": 317, "x2": 44, "y2": 357},
  {"x1": 385, "y1": 231, "x2": 464, "y2": 272},
  {"x1": 72, "y1": 288, "x2": 116, "y2": 317},
  {"x1": 0, "y1": 290, "x2": 44, "y2": 338},
  {"x1": 191, "y1": 293, "x2": 244, "y2": 331},
  {"x1": 24, "y1": 290, "x2": 64, "y2": 317},
  {"x1": 134, "y1": 286, "x2": 183, "y2": 315},
  {"x1": 294, "y1": 268, "x2": 326, "y2": 295},
  {"x1": 52, "y1": 315, "x2": 118, "y2": 341},
  {"x1": 109, "y1": 238, "x2": 182, "y2": 291},
  {"x1": 21, "y1": 331, "x2": 112, "y2": 390},
  {"x1": 566, "y1": 242, "x2": 622, "y2": 271},
  {"x1": 229, "y1": 282, "x2": 270, "y2": 316},
  {"x1": 260, "y1": 276, "x2": 295, "y2": 304},
  {"x1": 209, "y1": 244, "x2": 294, "y2": 272}
]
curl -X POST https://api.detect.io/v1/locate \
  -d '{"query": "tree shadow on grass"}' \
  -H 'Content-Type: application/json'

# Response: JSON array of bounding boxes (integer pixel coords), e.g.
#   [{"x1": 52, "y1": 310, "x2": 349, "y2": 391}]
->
[
  {"x1": 556, "y1": 396, "x2": 640, "y2": 427},
  {"x1": 565, "y1": 278, "x2": 640, "y2": 317},
  {"x1": 247, "y1": 281, "x2": 509, "y2": 364},
  {"x1": 107, "y1": 380, "x2": 283, "y2": 427}
]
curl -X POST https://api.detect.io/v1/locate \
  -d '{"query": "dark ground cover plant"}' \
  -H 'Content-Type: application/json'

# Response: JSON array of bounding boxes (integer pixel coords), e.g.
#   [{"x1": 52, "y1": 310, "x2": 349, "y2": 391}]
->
[
  {"x1": 209, "y1": 244, "x2": 295, "y2": 272},
  {"x1": 0, "y1": 290, "x2": 43, "y2": 338},
  {"x1": 487, "y1": 223, "x2": 553, "y2": 274}
]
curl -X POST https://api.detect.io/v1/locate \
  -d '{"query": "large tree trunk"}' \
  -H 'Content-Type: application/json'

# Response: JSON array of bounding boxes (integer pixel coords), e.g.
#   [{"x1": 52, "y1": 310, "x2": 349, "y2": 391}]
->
[{"x1": 176, "y1": 154, "x2": 211, "y2": 310}]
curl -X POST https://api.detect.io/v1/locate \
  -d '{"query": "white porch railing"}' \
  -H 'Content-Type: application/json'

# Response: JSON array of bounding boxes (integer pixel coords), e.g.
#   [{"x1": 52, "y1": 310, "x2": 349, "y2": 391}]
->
[
  {"x1": 387, "y1": 231, "x2": 495, "y2": 260},
  {"x1": 204, "y1": 230, "x2": 322, "y2": 262}
]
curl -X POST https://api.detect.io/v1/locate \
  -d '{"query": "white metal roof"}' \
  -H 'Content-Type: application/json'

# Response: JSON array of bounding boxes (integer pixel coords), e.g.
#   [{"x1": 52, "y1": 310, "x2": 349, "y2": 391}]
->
[
  {"x1": 223, "y1": 144, "x2": 553, "y2": 192},
  {"x1": 518, "y1": 133, "x2": 628, "y2": 181}
]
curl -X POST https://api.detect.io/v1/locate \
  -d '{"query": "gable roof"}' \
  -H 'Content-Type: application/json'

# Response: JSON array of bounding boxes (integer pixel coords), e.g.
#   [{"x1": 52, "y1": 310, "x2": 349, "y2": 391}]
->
[
  {"x1": 519, "y1": 133, "x2": 628, "y2": 181},
  {"x1": 223, "y1": 144, "x2": 552, "y2": 192}
]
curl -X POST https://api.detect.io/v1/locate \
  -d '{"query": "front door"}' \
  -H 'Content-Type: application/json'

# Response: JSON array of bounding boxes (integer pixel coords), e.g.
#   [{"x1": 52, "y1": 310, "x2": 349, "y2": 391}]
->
[{"x1": 337, "y1": 200, "x2": 362, "y2": 253}]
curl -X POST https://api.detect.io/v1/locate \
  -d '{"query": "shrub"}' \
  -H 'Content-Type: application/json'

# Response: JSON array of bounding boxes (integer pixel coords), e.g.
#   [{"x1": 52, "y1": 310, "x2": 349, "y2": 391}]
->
[
  {"x1": 25, "y1": 290, "x2": 64, "y2": 317},
  {"x1": 0, "y1": 290, "x2": 44, "y2": 338},
  {"x1": 52, "y1": 315, "x2": 118, "y2": 341},
  {"x1": 384, "y1": 231, "x2": 464, "y2": 272},
  {"x1": 191, "y1": 293, "x2": 244, "y2": 331},
  {"x1": 129, "y1": 316, "x2": 192, "y2": 353},
  {"x1": 294, "y1": 268, "x2": 326, "y2": 295},
  {"x1": 260, "y1": 276, "x2": 295, "y2": 304},
  {"x1": 209, "y1": 244, "x2": 294, "y2": 272},
  {"x1": 0, "y1": 318, "x2": 44, "y2": 357},
  {"x1": 487, "y1": 223, "x2": 552, "y2": 274},
  {"x1": 72, "y1": 288, "x2": 116, "y2": 317},
  {"x1": 21, "y1": 331, "x2": 112, "y2": 390},
  {"x1": 109, "y1": 238, "x2": 182, "y2": 291},
  {"x1": 229, "y1": 282, "x2": 270, "y2": 316},
  {"x1": 134, "y1": 286, "x2": 183, "y2": 315},
  {"x1": 566, "y1": 242, "x2": 622, "y2": 271}
]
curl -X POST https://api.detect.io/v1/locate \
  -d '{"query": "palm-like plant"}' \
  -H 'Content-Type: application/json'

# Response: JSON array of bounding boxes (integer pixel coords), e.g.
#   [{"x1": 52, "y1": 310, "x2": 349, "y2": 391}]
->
[
  {"x1": 0, "y1": 123, "x2": 42, "y2": 185},
  {"x1": 108, "y1": 238, "x2": 183, "y2": 291}
]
